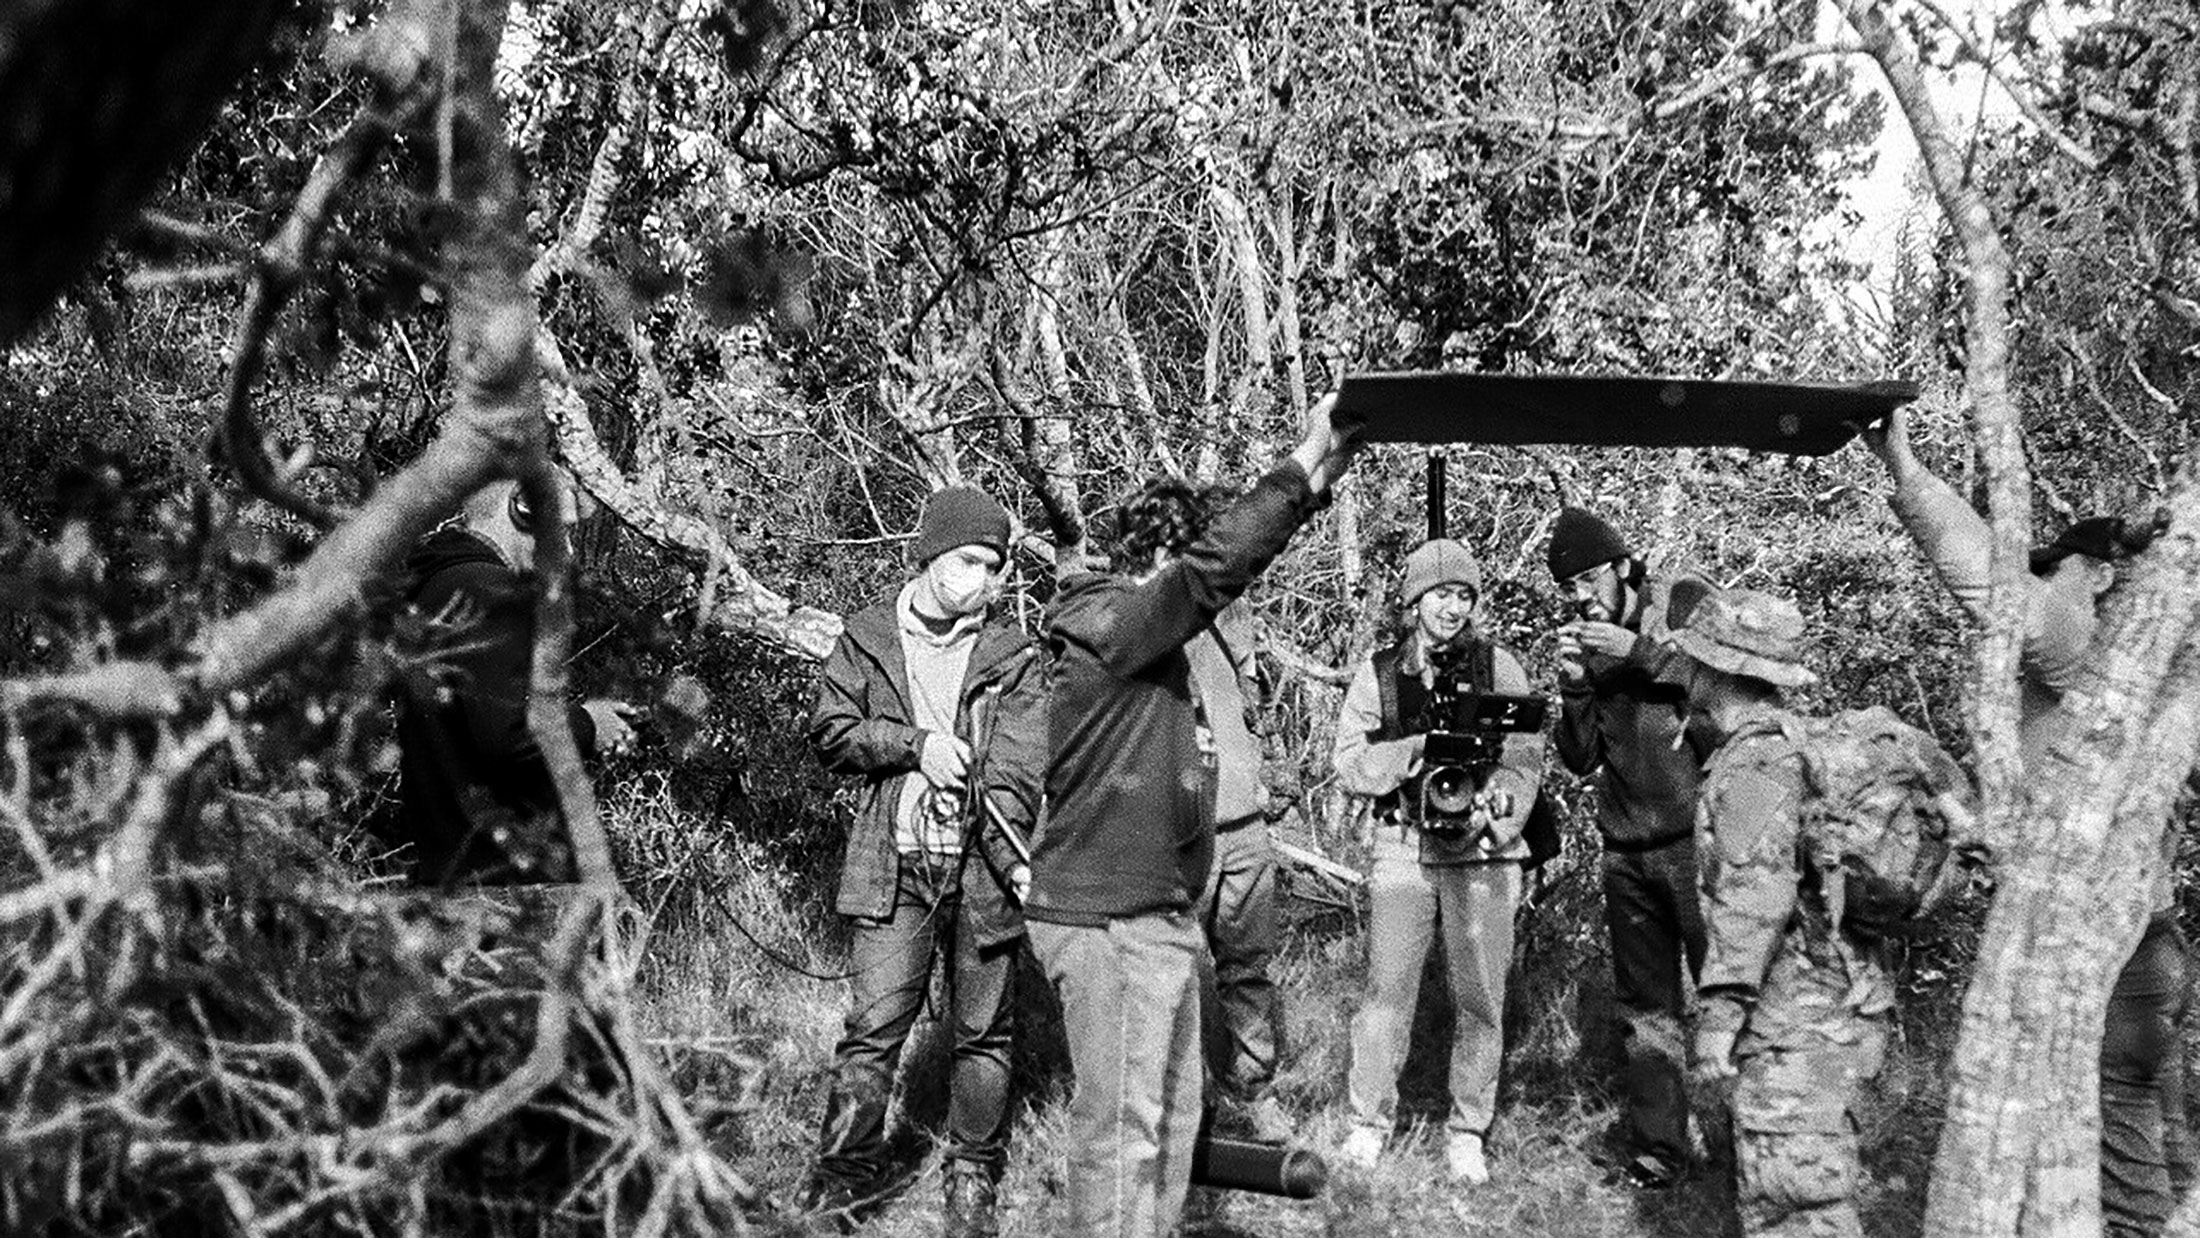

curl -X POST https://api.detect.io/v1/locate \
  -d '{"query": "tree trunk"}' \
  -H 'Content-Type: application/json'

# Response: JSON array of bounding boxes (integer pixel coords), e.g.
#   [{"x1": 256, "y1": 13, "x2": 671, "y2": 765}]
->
[
  {"x1": 1929, "y1": 475, "x2": 2200, "y2": 1235},
  {"x1": 1834, "y1": 3, "x2": 2200, "y2": 1232}
]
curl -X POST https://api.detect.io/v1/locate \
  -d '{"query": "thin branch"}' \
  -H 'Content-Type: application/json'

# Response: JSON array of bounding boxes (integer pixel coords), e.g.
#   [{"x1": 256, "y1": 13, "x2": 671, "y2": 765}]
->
[
  {"x1": 2058, "y1": 330, "x2": 2168, "y2": 492},
  {"x1": 1405, "y1": 40, "x2": 1868, "y2": 145},
  {"x1": 1256, "y1": 623, "x2": 1349, "y2": 688},
  {"x1": 1907, "y1": 0, "x2": 2104, "y2": 171},
  {"x1": 528, "y1": 16, "x2": 674, "y2": 290},
  {"x1": 122, "y1": 264, "x2": 247, "y2": 292},
  {"x1": 985, "y1": 343, "x2": 1085, "y2": 549},
  {"x1": 220, "y1": 78, "x2": 435, "y2": 530},
  {"x1": 1, "y1": 664, "x2": 184, "y2": 718},
  {"x1": 132, "y1": 209, "x2": 254, "y2": 256}
]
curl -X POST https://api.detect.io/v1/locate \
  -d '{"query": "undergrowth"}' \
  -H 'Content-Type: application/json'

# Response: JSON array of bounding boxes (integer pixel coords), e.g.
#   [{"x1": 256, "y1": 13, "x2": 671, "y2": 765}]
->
[{"x1": 617, "y1": 782, "x2": 1979, "y2": 1238}]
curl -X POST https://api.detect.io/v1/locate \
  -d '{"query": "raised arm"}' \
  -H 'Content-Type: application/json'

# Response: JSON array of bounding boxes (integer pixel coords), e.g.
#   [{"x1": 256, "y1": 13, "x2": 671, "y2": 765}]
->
[
  {"x1": 1867, "y1": 409, "x2": 2092, "y2": 695},
  {"x1": 1060, "y1": 394, "x2": 1362, "y2": 679}
]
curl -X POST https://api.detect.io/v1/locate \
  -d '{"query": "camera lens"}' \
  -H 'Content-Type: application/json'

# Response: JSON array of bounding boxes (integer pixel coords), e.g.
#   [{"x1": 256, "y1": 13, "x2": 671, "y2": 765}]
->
[{"x1": 1424, "y1": 764, "x2": 1478, "y2": 817}]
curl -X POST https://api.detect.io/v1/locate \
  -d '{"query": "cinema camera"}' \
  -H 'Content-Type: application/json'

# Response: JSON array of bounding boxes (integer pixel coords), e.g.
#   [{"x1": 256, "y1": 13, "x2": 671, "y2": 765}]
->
[{"x1": 1405, "y1": 647, "x2": 1547, "y2": 836}]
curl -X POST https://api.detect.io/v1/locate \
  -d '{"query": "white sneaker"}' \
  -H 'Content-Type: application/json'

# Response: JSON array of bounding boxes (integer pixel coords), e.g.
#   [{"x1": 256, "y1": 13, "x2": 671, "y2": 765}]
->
[
  {"x1": 1337, "y1": 1125, "x2": 1383, "y2": 1170},
  {"x1": 1243, "y1": 1095, "x2": 1295, "y2": 1144},
  {"x1": 1447, "y1": 1132, "x2": 1490, "y2": 1185}
]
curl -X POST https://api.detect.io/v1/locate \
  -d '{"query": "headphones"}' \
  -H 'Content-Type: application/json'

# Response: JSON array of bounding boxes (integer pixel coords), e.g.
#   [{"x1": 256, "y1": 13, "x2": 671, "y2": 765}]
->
[{"x1": 507, "y1": 486, "x2": 536, "y2": 535}]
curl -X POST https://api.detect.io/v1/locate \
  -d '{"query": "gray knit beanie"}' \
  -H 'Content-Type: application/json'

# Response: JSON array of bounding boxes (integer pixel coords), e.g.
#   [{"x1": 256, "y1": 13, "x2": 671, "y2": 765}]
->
[{"x1": 1402, "y1": 538, "x2": 1482, "y2": 606}]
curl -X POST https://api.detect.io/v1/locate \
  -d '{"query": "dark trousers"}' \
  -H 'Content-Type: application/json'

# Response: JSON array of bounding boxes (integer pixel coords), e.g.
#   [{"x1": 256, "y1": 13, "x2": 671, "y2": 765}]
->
[
  {"x1": 1602, "y1": 838, "x2": 1707, "y2": 1168},
  {"x1": 2103, "y1": 909, "x2": 2190, "y2": 1238},
  {"x1": 1198, "y1": 818, "x2": 1283, "y2": 1102},
  {"x1": 816, "y1": 854, "x2": 1015, "y2": 1185}
]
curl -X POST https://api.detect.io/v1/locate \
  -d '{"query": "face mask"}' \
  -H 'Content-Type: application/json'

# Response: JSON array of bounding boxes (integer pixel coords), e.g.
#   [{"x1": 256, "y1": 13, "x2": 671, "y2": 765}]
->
[{"x1": 927, "y1": 555, "x2": 998, "y2": 616}]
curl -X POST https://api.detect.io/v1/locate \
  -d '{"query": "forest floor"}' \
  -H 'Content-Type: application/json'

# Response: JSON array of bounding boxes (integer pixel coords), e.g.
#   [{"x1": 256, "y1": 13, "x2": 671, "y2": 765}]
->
[{"x1": 630, "y1": 790, "x2": 1957, "y2": 1238}]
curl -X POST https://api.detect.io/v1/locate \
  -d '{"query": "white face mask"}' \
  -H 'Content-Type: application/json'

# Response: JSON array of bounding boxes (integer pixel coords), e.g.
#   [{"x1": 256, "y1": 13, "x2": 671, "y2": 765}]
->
[{"x1": 924, "y1": 548, "x2": 1002, "y2": 617}]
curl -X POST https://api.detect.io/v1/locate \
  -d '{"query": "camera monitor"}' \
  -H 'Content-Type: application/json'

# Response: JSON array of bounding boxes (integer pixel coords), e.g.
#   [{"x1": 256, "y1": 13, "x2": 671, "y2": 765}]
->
[
  {"x1": 1334, "y1": 372, "x2": 1919, "y2": 457},
  {"x1": 1467, "y1": 692, "x2": 1548, "y2": 734}
]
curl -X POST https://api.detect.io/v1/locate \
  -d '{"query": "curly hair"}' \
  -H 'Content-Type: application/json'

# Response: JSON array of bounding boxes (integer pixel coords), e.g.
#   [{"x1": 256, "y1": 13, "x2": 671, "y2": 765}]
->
[{"x1": 1105, "y1": 477, "x2": 1238, "y2": 574}]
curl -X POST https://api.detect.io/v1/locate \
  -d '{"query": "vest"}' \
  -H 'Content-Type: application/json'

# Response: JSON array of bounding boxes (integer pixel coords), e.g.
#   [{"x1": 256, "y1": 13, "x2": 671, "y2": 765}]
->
[{"x1": 1370, "y1": 635, "x2": 1504, "y2": 867}]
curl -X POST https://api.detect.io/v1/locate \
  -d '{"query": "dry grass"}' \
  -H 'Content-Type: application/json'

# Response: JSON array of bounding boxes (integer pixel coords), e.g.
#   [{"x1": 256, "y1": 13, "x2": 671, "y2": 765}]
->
[{"x1": 621, "y1": 782, "x2": 1965, "y2": 1238}]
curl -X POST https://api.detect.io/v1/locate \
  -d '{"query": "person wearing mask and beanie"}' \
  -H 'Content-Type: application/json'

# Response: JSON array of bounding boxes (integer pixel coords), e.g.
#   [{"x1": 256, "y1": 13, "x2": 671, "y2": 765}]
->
[
  {"x1": 1332, "y1": 538, "x2": 1545, "y2": 1185},
  {"x1": 1862, "y1": 408, "x2": 2189, "y2": 1238},
  {"x1": 1547, "y1": 506, "x2": 1715, "y2": 1189},
  {"x1": 802, "y1": 484, "x2": 1045, "y2": 1237}
]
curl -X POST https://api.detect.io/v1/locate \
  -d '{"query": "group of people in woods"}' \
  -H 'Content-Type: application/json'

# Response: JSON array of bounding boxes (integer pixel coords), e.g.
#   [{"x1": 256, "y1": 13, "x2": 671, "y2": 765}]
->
[{"x1": 386, "y1": 396, "x2": 2187, "y2": 1238}]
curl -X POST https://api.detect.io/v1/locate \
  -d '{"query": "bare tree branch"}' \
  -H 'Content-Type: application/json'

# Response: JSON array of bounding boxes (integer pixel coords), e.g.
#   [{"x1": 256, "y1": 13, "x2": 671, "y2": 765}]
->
[
  {"x1": 220, "y1": 70, "x2": 436, "y2": 530},
  {"x1": 542, "y1": 340, "x2": 843, "y2": 661},
  {"x1": 1404, "y1": 40, "x2": 1868, "y2": 146},
  {"x1": 2058, "y1": 330, "x2": 2168, "y2": 492},
  {"x1": 1906, "y1": 0, "x2": 2104, "y2": 171},
  {"x1": 986, "y1": 341, "x2": 1086, "y2": 551}
]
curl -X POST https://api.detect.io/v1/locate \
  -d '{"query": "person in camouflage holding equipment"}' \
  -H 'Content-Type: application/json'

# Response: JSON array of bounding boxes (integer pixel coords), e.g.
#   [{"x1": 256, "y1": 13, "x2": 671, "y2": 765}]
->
[{"x1": 1665, "y1": 587, "x2": 1947, "y2": 1238}]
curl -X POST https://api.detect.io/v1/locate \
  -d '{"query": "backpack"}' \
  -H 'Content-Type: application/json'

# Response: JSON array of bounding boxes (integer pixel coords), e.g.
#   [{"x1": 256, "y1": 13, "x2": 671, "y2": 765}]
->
[{"x1": 1774, "y1": 706, "x2": 1975, "y2": 939}]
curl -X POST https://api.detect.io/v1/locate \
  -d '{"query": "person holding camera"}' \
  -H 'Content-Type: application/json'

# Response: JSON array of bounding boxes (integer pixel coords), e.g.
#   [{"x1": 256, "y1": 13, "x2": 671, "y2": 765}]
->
[
  {"x1": 1547, "y1": 507, "x2": 1712, "y2": 1189},
  {"x1": 1331, "y1": 538, "x2": 1545, "y2": 1184},
  {"x1": 802, "y1": 485, "x2": 1044, "y2": 1238}
]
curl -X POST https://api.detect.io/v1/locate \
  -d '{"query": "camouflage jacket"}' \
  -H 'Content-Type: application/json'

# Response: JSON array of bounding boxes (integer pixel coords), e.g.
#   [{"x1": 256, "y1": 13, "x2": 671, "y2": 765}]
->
[{"x1": 1696, "y1": 704, "x2": 1898, "y2": 1057}]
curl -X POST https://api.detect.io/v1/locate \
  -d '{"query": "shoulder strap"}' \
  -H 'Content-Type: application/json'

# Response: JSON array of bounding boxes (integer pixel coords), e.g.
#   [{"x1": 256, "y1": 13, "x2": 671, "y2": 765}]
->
[
  {"x1": 1371, "y1": 640, "x2": 1406, "y2": 736},
  {"x1": 1372, "y1": 642, "x2": 1403, "y2": 735},
  {"x1": 1467, "y1": 636, "x2": 1494, "y2": 693}
]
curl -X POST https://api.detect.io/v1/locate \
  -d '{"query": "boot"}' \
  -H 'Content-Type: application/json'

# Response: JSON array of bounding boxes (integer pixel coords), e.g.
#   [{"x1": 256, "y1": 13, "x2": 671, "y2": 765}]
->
[
  {"x1": 814, "y1": 1077, "x2": 891, "y2": 1182},
  {"x1": 942, "y1": 1163, "x2": 1000, "y2": 1238}
]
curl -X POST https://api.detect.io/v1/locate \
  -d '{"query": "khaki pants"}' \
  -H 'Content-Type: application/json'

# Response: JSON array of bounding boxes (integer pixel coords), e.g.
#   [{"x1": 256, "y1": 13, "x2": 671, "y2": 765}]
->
[
  {"x1": 1198, "y1": 818, "x2": 1283, "y2": 1102},
  {"x1": 1346, "y1": 830, "x2": 1521, "y2": 1136},
  {"x1": 1031, "y1": 911, "x2": 1204, "y2": 1237}
]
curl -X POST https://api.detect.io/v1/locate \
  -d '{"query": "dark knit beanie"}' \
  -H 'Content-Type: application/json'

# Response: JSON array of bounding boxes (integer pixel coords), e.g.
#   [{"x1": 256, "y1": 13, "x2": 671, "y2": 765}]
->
[
  {"x1": 1547, "y1": 507, "x2": 1633, "y2": 582},
  {"x1": 2030, "y1": 515, "x2": 2152, "y2": 574},
  {"x1": 913, "y1": 486, "x2": 1011, "y2": 566}
]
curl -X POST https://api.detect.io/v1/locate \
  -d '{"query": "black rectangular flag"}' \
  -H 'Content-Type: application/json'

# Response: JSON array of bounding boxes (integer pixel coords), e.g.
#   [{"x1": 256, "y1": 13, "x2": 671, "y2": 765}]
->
[{"x1": 1334, "y1": 372, "x2": 1919, "y2": 456}]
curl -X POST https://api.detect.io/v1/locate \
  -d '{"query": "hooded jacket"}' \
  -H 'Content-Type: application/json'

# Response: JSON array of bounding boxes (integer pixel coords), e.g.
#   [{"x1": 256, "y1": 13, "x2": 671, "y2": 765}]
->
[
  {"x1": 395, "y1": 526, "x2": 598, "y2": 886},
  {"x1": 1027, "y1": 460, "x2": 1321, "y2": 925},
  {"x1": 806, "y1": 592, "x2": 1043, "y2": 949},
  {"x1": 1554, "y1": 566, "x2": 1710, "y2": 850}
]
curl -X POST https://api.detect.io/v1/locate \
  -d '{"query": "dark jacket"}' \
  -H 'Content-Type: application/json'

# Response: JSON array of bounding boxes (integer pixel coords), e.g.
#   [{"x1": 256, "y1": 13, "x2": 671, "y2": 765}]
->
[
  {"x1": 1028, "y1": 461, "x2": 1321, "y2": 924},
  {"x1": 806, "y1": 592, "x2": 1043, "y2": 949},
  {"x1": 395, "y1": 527, "x2": 598, "y2": 887},
  {"x1": 1555, "y1": 569, "x2": 1706, "y2": 850}
]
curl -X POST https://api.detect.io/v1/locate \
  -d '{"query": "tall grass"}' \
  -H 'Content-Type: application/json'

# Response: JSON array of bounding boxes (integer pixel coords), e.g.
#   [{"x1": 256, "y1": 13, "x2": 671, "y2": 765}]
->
[{"x1": 615, "y1": 782, "x2": 1976, "y2": 1237}]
